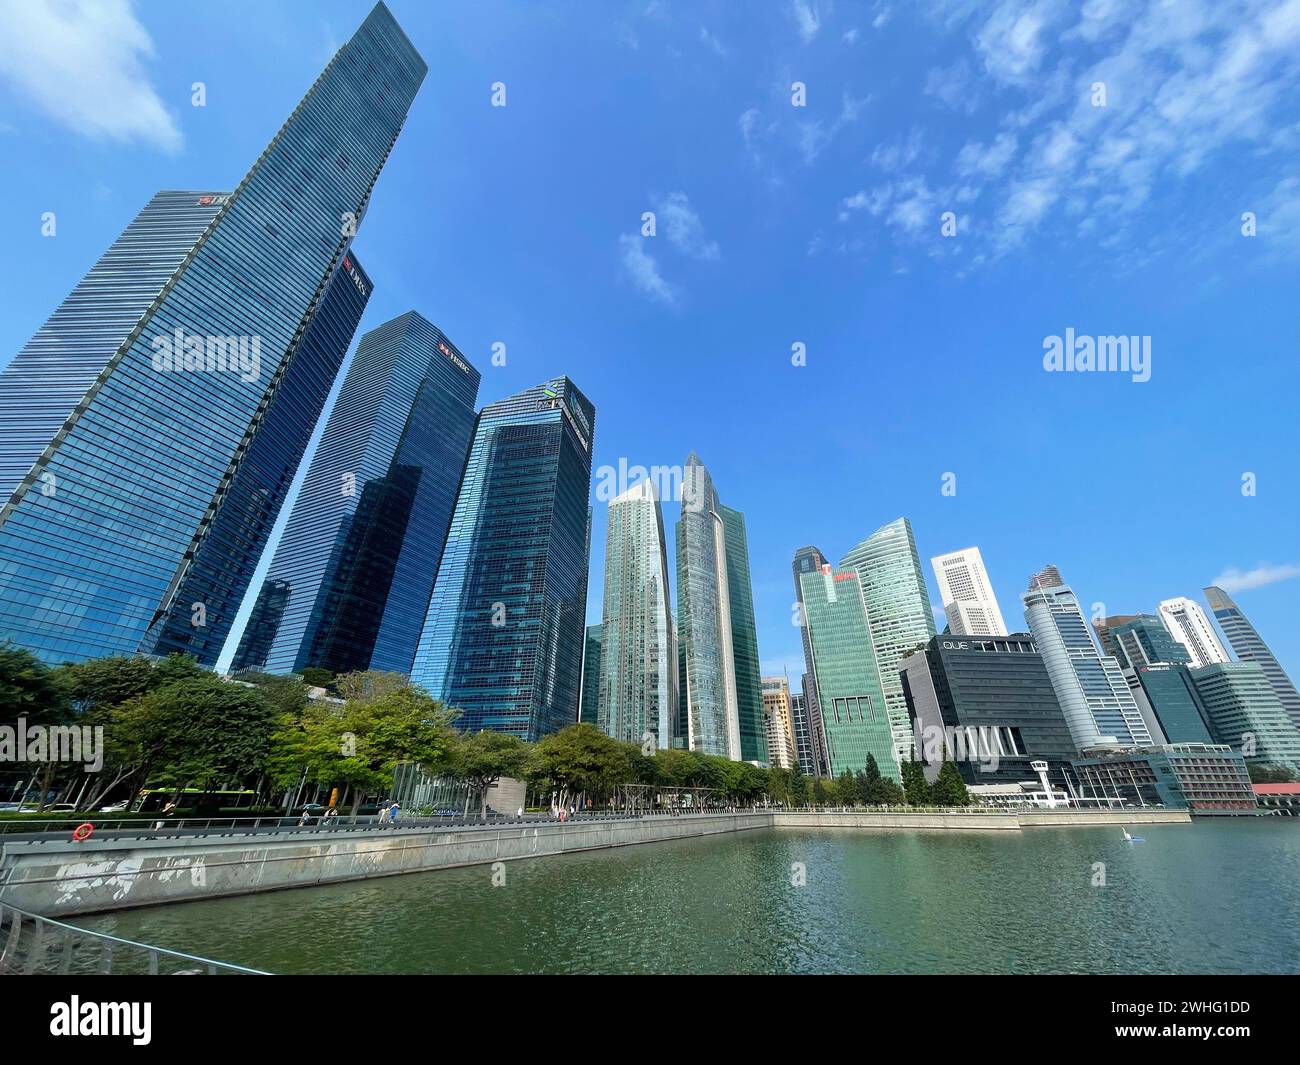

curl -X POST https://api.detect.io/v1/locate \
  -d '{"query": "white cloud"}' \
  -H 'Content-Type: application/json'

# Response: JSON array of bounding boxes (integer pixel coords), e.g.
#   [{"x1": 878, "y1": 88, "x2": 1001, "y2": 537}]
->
[
  {"x1": 618, "y1": 234, "x2": 677, "y2": 304},
  {"x1": 789, "y1": 0, "x2": 822, "y2": 43},
  {"x1": 1210, "y1": 564, "x2": 1300, "y2": 594},
  {"x1": 699, "y1": 25, "x2": 728, "y2": 57},
  {"x1": 655, "y1": 191, "x2": 720, "y2": 260},
  {"x1": 0, "y1": 0, "x2": 181, "y2": 152},
  {"x1": 871, "y1": 127, "x2": 925, "y2": 171},
  {"x1": 843, "y1": 28, "x2": 860, "y2": 44},
  {"x1": 974, "y1": 0, "x2": 1063, "y2": 85},
  {"x1": 955, "y1": 132, "x2": 1018, "y2": 179},
  {"x1": 924, "y1": 58, "x2": 979, "y2": 113}
]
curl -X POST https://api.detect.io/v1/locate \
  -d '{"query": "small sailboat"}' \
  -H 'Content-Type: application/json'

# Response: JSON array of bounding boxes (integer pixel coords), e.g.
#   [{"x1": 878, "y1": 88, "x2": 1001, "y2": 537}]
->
[{"x1": 1121, "y1": 827, "x2": 1145, "y2": 843}]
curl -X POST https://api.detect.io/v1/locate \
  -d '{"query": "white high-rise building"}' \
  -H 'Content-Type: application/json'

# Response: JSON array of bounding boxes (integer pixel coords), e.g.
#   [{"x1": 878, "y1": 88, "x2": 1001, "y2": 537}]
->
[
  {"x1": 1158, "y1": 596, "x2": 1230, "y2": 669},
  {"x1": 931, "y1": 546, "x2": 1008, "y2": 636}
]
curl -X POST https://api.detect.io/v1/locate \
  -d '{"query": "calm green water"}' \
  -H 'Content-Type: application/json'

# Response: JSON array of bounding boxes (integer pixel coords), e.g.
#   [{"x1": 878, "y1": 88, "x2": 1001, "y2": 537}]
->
[{"x1": 77, "y1": 822, "x2": 1300, "y2": 974}]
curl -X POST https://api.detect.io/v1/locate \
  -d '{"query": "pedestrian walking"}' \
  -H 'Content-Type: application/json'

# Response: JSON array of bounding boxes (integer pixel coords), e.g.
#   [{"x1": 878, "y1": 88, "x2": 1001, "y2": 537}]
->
[{"x1": 389, "y1": 801, "x2": 400, "y2": 825}]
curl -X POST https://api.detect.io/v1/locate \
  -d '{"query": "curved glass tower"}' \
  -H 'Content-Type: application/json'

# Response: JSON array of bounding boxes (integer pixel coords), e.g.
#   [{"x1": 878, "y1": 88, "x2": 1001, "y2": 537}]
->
[
  {"x1": 597, "y1": 480, "x2": 675, "y2": 748},
  {"x1": 839, "y1": 517, "x2": 937, "y2": 764},
  {"x1": 1205, "y1": 585, "x2": 1300, "y2": 731}
]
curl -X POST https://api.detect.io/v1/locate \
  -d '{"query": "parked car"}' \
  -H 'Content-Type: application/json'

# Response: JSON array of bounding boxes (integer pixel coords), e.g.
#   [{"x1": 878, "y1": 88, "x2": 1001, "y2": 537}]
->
[
  {"x1": 98, "y1": 800, "x2": 130, "y2": 813},
  {"x1": 0, "y1": 802, "x2": 21, "y2": 812}
]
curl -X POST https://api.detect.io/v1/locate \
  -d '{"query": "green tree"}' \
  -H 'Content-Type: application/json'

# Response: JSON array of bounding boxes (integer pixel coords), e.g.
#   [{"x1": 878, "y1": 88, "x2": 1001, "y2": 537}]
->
[
  {"x1": 901, "y1": 756, "x2": 932, "y2": 806},
  {"x1": 932, "y1": 757, "x2": 971, "y2": 806},
  {"x1": 836, "y1": 769, "x2": 859, "y2": 807},
  {"x1": 1, "y1": 644, "x2": 71, "y2": 811},
  {"x1": 449, "y1": 730, "x2": 530, "y2": 819},
  {"x1": 299, "y1": 667, "x2": 335, "y2": 690},
  {"x1": 530, "y1": 723, "x2": 634, "y2": 809}
]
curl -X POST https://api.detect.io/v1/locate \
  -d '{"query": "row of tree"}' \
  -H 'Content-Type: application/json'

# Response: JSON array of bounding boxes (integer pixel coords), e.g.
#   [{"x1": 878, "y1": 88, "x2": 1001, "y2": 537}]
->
[{"x1": 1, "y1": 647, "x2": 972, "y2": 815}]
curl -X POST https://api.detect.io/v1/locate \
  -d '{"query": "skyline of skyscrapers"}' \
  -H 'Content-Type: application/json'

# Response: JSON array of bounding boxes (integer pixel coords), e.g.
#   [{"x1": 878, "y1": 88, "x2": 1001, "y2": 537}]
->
[
  {"x1": 232, "y1": 311, "x2": 479, "y2": 676},
  {"x1": 930, "y1": 546, "x2": 1009, "y2": 637},
  {"x1": 0, "y1": 2, "x2": 426, "y2": 667},
  {"x1": 596, "y1": 480, "x2": 676, "y2": 748}
]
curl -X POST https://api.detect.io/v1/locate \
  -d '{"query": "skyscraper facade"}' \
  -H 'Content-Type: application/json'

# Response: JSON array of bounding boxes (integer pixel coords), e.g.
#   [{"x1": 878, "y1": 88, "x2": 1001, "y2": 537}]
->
[
  {"x1": 799, "y1": 565, "x2": 897, "y2": 781},
  {"x1": 790, "y1": 684, "x2": 813, "y2": 774},
  {"x1": 233, "y1": 312, "x2": 479, "y2": 676},
  {"x1": 410, "y1": 378, "x2": 595, "y2": 740},
  {"x1": 1107, "y1": 615, "x2": 1192, "y2": 669},
  {"x1": 580, "y1": 624, "x2": 602, "y2": 725},
  {"x1": 1190, "y1": 662, "x2": 1300, "y2": 775},
  {"x1": 720, "y1": 506, "x2": 766, "y2": 764},
  {"x1": 930, "y1": 546, "x2": 1008, "y2": 637},
  {"x1": 596, "y1": 480, "x2": 675, "y2": 748},
  {"x1": 1022, "y1": 566, "x2": 1152, "y2": 751},
  {"x1": 0, "y1": 3, "x2": 425, "y2": 665},
  {"x1": 1158, "y1": 596, "x2": 1230, "y2": 669},
  {"x1": 792, "y1": 546, "x2": 830, "y2": 776},
  {"x1": 1205, "y1": 585, "x2": 1300, "y2": 731},
  {"x1": 675, "y1": 454, "x2": 762, "y2": 761},
  {"x1": 1122, "y1": 663, "x2": 1215, "y2": 745},
  {"x1": 840, "y1": 518, "x2": 937, "y2": 762}
]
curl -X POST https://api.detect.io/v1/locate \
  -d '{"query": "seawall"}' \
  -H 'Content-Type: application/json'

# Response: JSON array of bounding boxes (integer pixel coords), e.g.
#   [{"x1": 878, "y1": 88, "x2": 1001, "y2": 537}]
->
[{"x1": 0, "y1": 808, "x2": 1191, "y2": 917}]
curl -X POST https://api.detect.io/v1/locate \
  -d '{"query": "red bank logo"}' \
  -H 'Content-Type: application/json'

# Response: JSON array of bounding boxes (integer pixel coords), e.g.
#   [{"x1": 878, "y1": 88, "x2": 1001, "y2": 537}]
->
[
  {"x1": 340, "y1": 255, "x2": 368, "y2": 298},
  {"x1": 196, "y1": 194, "x2": 230, "y2": 207},
  {"x1": 437, "y1": 339, "x2": 471, "y2": 375}
]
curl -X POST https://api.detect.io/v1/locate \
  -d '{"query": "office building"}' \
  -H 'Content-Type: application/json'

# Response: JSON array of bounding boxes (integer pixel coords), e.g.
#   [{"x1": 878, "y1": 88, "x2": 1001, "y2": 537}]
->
[
  {"x1": 762, "y1": 676, "x2": 797, "y2": 769},
  {"x1": 792, "y1": 546, "x2": 831, "y2": 776},
  {"x1": 1069, "y1": 744, "x2": 1256, "y2": 815},
  {"x1": 1190, "y1": 662, "x2": 1300, "y2": 776},
  {"x1": 899, "y1": 633, "x2": 1077, "y2": 788},
  {"x1": 798, "y1": 564, "x2": 897, "y2": 781},
  {"x1": 1022, "y1": 566, "x2": 1152, "y2": 750},
  {"x1": 790, "y1": 685, "x2": 813, "y2": 774},
  {"x1": 1123, "y1": 664, "x2": 1216, "y2": 745},
  {"x1": 410, "y1": 377, "x2": 596, "y2": 740},
  {"x1": 930, "y1": 546, "x2": 1008, "y2": 637},
  {"x1": 675, "y1": 453, "x2": 764, "y2": 762},
  {"x1": 1205, "y1": 585, "x2": 1300, "y2": 731},
  {"x1": 580, "y1": 624, "x2": 602, "y2": 725},
  {"x1": 1158, "y1": 596, "x2": 1230, "y2": 669},
  {"x1": 596, "y1": 480, "x2": 675, "y2": 748},
  {"x1": 233, "y1": 313, "x2": 478, "y2": 675},
  {"x1": 1107, "y1": 615, "x2": 1192, "y2": 670},
  {"x1": 840, "y1": 518, "x2": 937, "y2": 762},
  {"x1": 0, "y1": 3, "x2": 425, "y2": 665}
]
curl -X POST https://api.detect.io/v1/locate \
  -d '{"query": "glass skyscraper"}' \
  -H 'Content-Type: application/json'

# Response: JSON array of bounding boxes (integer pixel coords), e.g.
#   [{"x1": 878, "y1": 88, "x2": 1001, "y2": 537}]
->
[
  {"x1": 597, "y1": 481, "x2": 676, "y2": 748},
  {"x1": 233, "y1": 312, "x2": 479, "y2": 676},
  {"x1": 1205, "y1": 585, "x2": 1300, "y2": 731},
  {"x1": 675, "y1": 453, "x2": 764, "y2": 762},
  {"x1": 410, "y1": 378, "x2": 596, "y2": 740},
  {"x1": 792, "y1": 546, "x2": 830, "y2": 776},
  {"x1": 799, "y1": 565, "x2": 897, "y2": 781},
  {"x1": 580, "y1": 624, "x2": 603, "y2": 725},
  {"x1": 1022, "y1": 566, "x2": 1152, "y2": 751},
  {"x1": 1190, "y1": 662, "x2": 1300, "y2": 775},
  {"x1": 0, "y1": 2, "x2": 425, "y2": 665},
  {"x1": 839, "y1": 517, "x2": 937, "y2": 763}
]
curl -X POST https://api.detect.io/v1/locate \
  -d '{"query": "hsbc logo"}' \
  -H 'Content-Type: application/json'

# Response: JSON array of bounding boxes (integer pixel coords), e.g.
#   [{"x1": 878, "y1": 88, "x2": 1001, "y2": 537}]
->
[
  {"x1": 340, "y1": 255, "x2": 368, "y2": 298},
  {"x1": 196, "y1": 194, "x2": 230, "y2": 207},
  {"x1": 437, "y1": 339, "x2": 471, "y2": 375}
]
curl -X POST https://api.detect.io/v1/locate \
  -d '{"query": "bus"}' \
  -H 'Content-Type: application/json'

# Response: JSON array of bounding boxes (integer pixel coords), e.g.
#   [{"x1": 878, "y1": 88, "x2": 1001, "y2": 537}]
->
[{"x1": 132, "y1": 788, "x2": 260, "y2": 815}]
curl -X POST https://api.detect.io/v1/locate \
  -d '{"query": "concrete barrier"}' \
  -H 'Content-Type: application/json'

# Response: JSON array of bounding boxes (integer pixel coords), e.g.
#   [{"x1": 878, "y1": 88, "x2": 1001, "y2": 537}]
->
[{"x1": 0, "y1": 807, "x2": 1192, "y2": 917}]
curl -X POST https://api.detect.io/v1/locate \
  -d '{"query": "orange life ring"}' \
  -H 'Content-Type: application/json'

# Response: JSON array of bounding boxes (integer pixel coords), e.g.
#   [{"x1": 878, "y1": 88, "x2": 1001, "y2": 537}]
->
[{"x1": 72, "y1": 822, "x2": 94, "y2": 841}]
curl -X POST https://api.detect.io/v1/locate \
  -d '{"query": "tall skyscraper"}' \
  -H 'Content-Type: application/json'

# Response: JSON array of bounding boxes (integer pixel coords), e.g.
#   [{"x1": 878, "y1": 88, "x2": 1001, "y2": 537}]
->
[
  {"x1": 1205, "y1": 585, "x2": 1300, "y2": 731},
  {"x1": 410, "y1": 378, "x2": 595, "y2": 740},
  {"x1": 799, "y1": 565, "x2": 897, "y2": 781},
  {"x1": 596, "y1": 480, "x2": 676, "y2": 748},
  {"x1": 840, "y1": 517, "x2": 937, "y2": 762},
  {"x1": 1123, "y1": 664, "x2": 1216, "y2": 745},
  {"x1": 1158, "y1": 596, "x2": 1230, "y2": 669},
  {"x1": 761, "y1": 676, "x2": 797, "y2": 769},
  {"x1": 232, "y1": 313, "x2": 479, "y2": 676},
  {"x1": 790, "y1": 684, "x2": 814, "y2": 774},
  {"x1": 1022, "y1": 566, "x2": 1152, "y2": 751},
  {"x1": 720, "y1": 505, "x2": 766, "y2": 764},
  {"x1": 1191, "y1": 662, "x2": 1300, "y2": 775},
  {"x1": 0, "y1": 3, "x2": 425, "y2": 665},
  {"x1": 792, "y1": 546, "x2": 830, "y2": 777},
  {"x1": 675, "y1": 453, "x2": 763, "y2": 761},
  {"x1": 930, "y1": 546, "x2": 1008, "y2": 637},
  {"x1": 579, "y1": 624, "x2": 602, "y2": 725}
]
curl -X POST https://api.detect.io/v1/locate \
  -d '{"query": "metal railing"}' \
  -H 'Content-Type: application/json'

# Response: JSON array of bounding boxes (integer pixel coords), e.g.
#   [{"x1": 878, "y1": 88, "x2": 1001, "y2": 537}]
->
[{"x1": 0, "y1": 901, "x2": 267, "y2": 975}]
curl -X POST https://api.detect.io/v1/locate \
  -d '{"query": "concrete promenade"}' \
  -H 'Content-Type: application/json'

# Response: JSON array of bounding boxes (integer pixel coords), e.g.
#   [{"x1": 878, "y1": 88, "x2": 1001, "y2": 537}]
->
[{"x1": 0, "y1": 807, "x2": 1190, "y2": 917}]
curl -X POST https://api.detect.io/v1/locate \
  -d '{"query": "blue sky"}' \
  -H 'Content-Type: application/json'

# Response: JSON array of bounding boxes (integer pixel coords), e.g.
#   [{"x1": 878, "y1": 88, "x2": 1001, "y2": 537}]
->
[{"x1": 1, "y1": 0, "x2": 1298, "y2": 681}]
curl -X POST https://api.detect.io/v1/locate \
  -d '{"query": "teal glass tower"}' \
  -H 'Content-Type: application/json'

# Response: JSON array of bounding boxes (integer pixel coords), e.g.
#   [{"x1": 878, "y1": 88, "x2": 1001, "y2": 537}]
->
[
  {"x1": 839, "y1": 517, "x2": 937, "y2": 763},
  {"x1": 0, "y1": 3, "x2": 425, "y2": 665},
  {"x1": 233, "y1": 312, "x2": 479, "y2": 676},
  {"x1": 799, "y1": 565, "x2": 897, "y2": 780},
  {"x1": 580, "y1": 624, "x2": 603, "y2": 725},
  {"x1": 410, "y1": 378, "x2": 596, "y2": 740}
]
